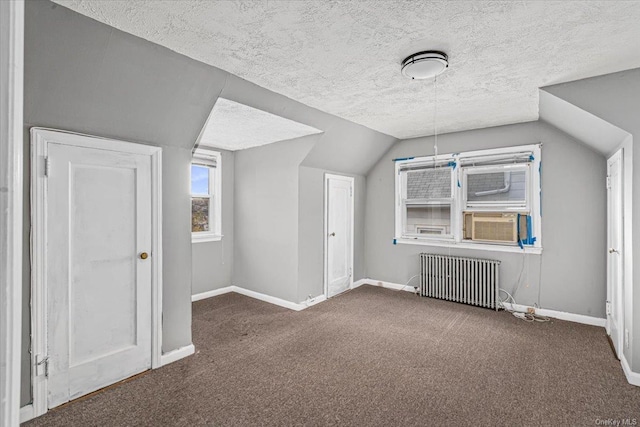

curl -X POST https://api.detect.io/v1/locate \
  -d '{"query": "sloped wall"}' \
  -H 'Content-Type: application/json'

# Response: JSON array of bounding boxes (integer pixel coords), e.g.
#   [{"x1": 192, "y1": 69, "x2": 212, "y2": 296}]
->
[
  {"x1": 22, "y1": 0, "x2": 226, "y2": 405},
  {"x1": 364, "y1": 121, "x2": 607, "y2": 319},
  {"x1": 23, "y1": 3, "x2": 398, "y2": 410},
  {"x1": 543, "y1": 68, "x2": 640, "y2": 372},
  {"x1": 218, "y1": 72, "x2": 396, "y2": 305}
]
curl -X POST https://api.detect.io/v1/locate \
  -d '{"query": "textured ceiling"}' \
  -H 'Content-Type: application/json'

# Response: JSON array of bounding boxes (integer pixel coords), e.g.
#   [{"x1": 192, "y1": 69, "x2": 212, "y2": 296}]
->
[
  {"x1": 197, "y1": 98, "x2": 322, "y2": 151},
  {"x1": 55, "y1": 1, "x2": 640, "y2": 139}
]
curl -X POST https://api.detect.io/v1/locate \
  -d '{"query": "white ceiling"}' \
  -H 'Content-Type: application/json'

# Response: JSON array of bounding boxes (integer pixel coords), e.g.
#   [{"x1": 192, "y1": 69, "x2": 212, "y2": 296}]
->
[
  {"x1": 197, "y1": 98, "x2": 322, "y2": 151},
  {"x1": 55, "y1": 1, "x2": 640, "y2": 139}
]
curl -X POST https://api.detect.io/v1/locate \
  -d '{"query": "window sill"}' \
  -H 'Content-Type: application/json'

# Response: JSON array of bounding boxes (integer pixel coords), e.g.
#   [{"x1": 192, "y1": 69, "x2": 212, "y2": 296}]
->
[
  {"x1": 394, "y1": 238, "x2": 543, "y2": 255},
  {"x1": 192, "y1": 234, "x2": 222, "y2": 244}
]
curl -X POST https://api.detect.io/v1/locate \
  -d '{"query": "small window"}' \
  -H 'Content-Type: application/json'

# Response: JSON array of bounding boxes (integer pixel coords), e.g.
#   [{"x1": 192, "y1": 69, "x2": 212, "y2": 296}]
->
[{"x1": 191, "y1": 149, "x2": 221, "y2": 243}]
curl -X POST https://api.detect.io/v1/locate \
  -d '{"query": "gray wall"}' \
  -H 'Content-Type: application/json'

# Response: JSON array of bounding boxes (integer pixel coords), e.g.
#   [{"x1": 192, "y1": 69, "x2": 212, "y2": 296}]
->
[
  {"x1": 364, "y1": 121, "x2": 607, "y2": 318},
  {"x1": 22, "y1": 0, "x2": 397, "y2": 408},
  {"x1": 21, "y1": 1, "x2": 225, "y2": 405},
  {"x1": 233, "y1": 136, "x2": 317, "y2": 302},
  {"x1": 543, "y1": 68, "x2": 640, "y2": 371},
  {"x1": 219, "y1": 75, "x2": 397, "y2": 177},
  {"x1": 192, "y1": 149, "x2": 235, "y2": 295},
  {"x1": 218, "y1": 65, "x2": 396, "y2": 307},
  {"x1": 298, "y1": 167, "x2": 367, "y2": 303}
]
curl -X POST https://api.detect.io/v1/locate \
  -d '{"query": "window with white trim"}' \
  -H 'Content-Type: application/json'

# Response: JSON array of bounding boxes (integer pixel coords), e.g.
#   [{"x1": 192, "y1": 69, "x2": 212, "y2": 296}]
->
[
  {"x1": 191, "y1": 148, "x2": 222, "y2": 243},
  {"x1": 395, "y1": 144, "x2": 542, "y2": 253}
]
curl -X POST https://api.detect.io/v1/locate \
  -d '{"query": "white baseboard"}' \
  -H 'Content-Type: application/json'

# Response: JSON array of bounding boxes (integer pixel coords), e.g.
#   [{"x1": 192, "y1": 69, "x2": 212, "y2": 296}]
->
[
  {"x1": 621, "y1": 355, "x2": 640, "y2": 387},
  {"x1": 357, "y1": 277, "x2": 605, "y2": 328},
  {"x1": 353, "y1": 278, "x2": 417, "y2": 293},
  {"x1": 20, "y1": 404, "x2": 35, "y2": 423},
  {"x1": 192, "y1": 285, "x2": 328, "y2": 312},
  {"x1": 160, "y1": 344, "x2": 195, "y2": 366},
  {"x1": 192, "y1": 286, "x2": 233, "y2": 302},
  {"x1": 352, "y1": 279, "x2": 368, "y2": 288},
  {"x1": 501, "y1": 302, "x2": 606, "y2": 327},
  {"x1": 300, "y1": 294, "x2": 327, "y2": 308},
  {"x1": 232, "y1": 286, "x2": 307, "y2": 311}
]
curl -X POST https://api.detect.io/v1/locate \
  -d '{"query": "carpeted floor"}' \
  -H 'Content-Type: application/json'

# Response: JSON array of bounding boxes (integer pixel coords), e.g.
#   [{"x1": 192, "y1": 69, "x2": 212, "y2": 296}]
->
[{"x1": 25, "y1": 285, "x2": 640, "y2": 426}]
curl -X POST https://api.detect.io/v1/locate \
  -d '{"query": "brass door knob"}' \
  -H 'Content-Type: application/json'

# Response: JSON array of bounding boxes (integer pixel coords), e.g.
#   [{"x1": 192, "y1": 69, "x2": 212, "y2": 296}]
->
[{"x1": 140, "y1": 252, "x2": 149, "y2": 260}]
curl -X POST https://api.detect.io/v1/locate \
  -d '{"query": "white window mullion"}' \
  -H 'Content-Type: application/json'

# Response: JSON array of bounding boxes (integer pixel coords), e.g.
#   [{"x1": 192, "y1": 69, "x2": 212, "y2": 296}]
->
[{"x1": 394, "y1": 144, "x2": 542, "y2": 251}]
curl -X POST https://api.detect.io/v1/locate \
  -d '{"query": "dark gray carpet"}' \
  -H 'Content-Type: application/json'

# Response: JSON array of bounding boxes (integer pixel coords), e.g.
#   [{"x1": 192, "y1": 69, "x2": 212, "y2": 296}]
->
[{"x1": 25, "y1": 285, "x2": 640, "y2": 426}]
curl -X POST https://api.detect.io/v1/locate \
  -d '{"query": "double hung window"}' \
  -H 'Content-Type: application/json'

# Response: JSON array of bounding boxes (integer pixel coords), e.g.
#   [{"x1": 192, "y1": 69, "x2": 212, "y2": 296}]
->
[{"x1": 394, "y1": 144, "x2": 542, "y2": 253}]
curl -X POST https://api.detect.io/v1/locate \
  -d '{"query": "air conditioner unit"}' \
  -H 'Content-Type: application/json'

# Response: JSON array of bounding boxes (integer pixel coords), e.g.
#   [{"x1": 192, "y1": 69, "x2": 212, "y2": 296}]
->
[{"x1": 463, "y1": 212, "x2": 527, "y2": 243}]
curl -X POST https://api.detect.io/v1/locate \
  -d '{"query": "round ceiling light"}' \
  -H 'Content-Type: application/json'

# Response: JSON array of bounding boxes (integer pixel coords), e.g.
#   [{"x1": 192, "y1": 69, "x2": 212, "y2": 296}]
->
[{"x1": 401, "y1": 51, "x2": 449, "y2": 80}]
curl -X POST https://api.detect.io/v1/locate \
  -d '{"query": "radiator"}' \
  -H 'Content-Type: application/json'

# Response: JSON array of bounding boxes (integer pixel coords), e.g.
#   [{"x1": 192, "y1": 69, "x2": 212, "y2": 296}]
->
[{"x1": 420, "y1": 253, "x2": 500, "y2": 310}]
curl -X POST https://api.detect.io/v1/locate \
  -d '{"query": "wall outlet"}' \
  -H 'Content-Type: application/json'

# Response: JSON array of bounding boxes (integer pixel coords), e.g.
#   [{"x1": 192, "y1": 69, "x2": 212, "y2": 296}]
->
[
  {"x1": 527, "y1": 307, "x2": 535, "y2": 315},
  {"x1": 626, "y1": 329, "x2": 630, "y2": 349}
]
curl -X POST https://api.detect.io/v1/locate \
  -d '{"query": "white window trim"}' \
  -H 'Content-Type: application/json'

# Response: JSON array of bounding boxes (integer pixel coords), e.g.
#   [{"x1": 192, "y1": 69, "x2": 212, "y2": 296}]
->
[
  {"x1": 394, "y1": 144, "x2": 542, "y2": 254},
  {"x1": 462, "y1": 163, "x2": 530, "y2": 211},
  {"x1": 191, "y1": 150, "x2": 222, "y2": 243}
]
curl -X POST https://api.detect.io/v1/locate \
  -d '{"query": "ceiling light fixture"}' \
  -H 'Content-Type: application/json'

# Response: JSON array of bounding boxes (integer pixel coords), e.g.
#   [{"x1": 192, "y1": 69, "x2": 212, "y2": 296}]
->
[{"x1": 401, "y1": 51, "x2": 448, "y2": 80}]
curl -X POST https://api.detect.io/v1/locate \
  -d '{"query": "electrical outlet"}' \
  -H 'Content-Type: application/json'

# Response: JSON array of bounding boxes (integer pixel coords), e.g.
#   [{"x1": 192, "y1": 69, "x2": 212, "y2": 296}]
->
[
  {"x1": 626, "y1": 329, "x2": 630, "y2": 349},
  {"x1": 527, "y1": 307, "x2": 535, "y2": 315}
]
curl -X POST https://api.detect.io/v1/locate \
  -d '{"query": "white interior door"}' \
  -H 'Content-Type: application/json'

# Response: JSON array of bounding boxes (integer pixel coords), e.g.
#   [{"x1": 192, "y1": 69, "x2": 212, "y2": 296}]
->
[
  {"x1": 46, "y1": 142, "x2": 153, "y2": 408},
  {"x1": 606, "y1": 148, "x2": 623, "y2": 358},
  {"x1": 325, "y1": 174, "x2": 354, "y2": 298}
]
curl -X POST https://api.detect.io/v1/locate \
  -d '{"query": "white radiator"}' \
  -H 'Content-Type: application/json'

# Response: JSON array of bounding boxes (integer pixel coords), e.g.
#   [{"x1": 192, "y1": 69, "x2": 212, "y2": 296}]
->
[{"x1": 420, "y1": 253, "x2": 500, "y2": 310}]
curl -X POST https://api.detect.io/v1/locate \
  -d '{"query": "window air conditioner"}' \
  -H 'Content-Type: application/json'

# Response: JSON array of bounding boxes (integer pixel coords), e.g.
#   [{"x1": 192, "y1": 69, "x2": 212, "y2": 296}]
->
[{"x1": 463, "y1": 212, "x2": 527, "y2": 243}]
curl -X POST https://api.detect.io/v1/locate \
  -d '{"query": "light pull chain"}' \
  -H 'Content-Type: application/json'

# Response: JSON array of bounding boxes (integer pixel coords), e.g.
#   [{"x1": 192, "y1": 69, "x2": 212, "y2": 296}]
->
[{"x1": 433, "y1": 75, "x2": 439, "y2": 165}]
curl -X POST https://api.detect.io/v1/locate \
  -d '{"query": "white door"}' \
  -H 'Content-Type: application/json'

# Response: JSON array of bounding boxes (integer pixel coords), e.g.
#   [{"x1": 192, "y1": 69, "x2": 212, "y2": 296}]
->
[
  {"x1": 325, "y1": 174, "x2": 354, "y2": 298},
  {"x1": 606, "y1": 148, "x2": 623, "y2": 358},
  {"x1": 46, "y1": 142, "x2": 153, "y2": 408}
]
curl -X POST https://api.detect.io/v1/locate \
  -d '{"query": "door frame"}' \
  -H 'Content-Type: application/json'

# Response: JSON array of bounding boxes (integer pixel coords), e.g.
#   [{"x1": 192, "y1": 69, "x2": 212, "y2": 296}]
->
[
  {"x1": 606, "y1": 148, "x2": 624, "y2": 356},
  {"x1": 30, "y1": 128, "x2": 163, "y2": 418},
  {"x1": 0, "y1": 1, "x2": 24, "y2": 425},
  {"x1": 323, "y1": 173, "x2": 355, "y2": 298}
]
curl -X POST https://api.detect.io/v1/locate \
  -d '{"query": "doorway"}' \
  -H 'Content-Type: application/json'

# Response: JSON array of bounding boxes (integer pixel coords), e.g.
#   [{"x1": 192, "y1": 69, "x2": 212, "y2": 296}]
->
[
  {"x1": 30, "y1": 128, "x2": 163, "y2": 417},
  {"x1": 324, "y1": 174, "x2": 354, "y2": 298},
  {"x1": 606, "y1": 148, "x2": 624, "y2": 358}
]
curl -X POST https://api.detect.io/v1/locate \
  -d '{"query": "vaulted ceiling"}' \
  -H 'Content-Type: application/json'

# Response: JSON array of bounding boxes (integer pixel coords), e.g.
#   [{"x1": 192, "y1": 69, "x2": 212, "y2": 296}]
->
[{"x1": 55, "y1": 0, "x2": 640, "y2": 139}]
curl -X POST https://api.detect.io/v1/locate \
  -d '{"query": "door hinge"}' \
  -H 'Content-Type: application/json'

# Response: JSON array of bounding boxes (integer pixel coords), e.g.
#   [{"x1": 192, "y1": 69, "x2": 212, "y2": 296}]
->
[
  {"x1": 36, "y1": 354, "x2": 50, "y2": 378},
  {"x1": 606, "y1": 176, "x2": 611, "y2": 189},
  {"x1": 606, "y1": 301, "x2": 612, "y2": 316},
  {"x1": 44, "y1": 157, "x2": 50, "y2": 177},
  {"x1": 350, "y1": 186, "x2": 353, "y2": 198}
]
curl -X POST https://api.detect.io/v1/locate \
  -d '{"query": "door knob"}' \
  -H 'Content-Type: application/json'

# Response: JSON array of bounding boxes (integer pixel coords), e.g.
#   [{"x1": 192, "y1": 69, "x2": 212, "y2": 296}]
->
[
  {"x1": 140, "y1": 252, "x2": 149, "y2": 260},
  {"x1": 329, "y1": 232, "x2": 336, "y2": 237},
  {"x1": 609, "y1": 248, "x2": 620, "y2": 254}
]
